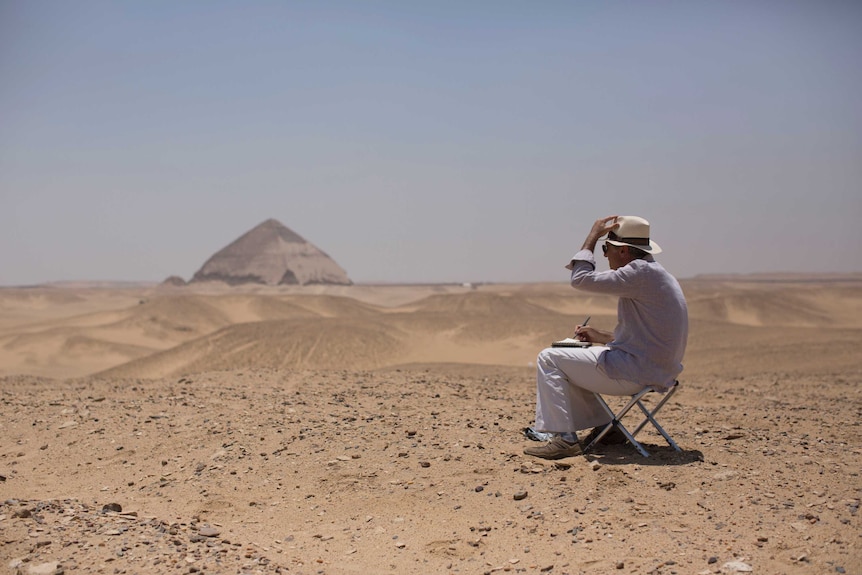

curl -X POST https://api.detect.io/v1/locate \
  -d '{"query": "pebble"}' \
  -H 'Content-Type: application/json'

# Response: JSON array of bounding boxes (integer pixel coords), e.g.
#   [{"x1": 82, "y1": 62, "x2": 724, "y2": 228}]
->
[
  {"x1": 25, "y1": 561, "x2": 62, "y2": 575},
  {"x1": 513, "y1": 490, "x2": 528, "y2": 501},
  {"x1": 722, "y1": 560, "x2": 753, "y2": 572},
  {"x1": 198, "y1": 526, "x2": 220, "y2": 537},
  {"x1": 713, "y1": 470, "x2": 738, "y2": 481}
]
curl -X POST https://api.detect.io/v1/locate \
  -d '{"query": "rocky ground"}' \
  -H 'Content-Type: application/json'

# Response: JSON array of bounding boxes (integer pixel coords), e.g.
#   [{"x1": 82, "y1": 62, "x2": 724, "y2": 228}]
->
[{"x1": 2, "y1": 366, "x2": 860, "y2": 575}]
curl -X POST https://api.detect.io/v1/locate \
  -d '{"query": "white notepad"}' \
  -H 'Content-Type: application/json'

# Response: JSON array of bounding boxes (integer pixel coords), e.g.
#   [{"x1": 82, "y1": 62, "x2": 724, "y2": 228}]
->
[{"x1": 551, "y1": 338, "x2": 591, "y2": 348}]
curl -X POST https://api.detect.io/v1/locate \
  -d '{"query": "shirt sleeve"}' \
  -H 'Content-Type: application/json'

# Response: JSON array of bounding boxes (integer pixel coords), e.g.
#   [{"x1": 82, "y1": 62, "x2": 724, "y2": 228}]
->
[
  {"x1": 570, "y1": 256, "x2": 649, "y2": 298},
  {"x1": 564, "y1": 249, "x2": 596, "y2": 270}
]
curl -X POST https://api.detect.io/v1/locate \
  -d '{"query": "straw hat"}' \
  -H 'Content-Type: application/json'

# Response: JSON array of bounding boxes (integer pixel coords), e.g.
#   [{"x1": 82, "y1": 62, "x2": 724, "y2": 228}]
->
[{"x1": 605, "y1": 215, "x2": 662, "y2": 254}]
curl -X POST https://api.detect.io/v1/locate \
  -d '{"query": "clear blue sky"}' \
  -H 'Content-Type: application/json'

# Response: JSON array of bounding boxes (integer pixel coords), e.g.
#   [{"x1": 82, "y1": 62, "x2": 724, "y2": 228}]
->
[{"x1": 2, "y1": 1, "x2": 860, "y2": 285}]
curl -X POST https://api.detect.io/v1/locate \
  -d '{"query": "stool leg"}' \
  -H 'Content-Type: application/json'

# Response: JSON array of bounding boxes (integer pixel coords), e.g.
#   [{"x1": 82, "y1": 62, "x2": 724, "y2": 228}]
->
[
  {"x1": 586, "y1": 391, "x2": 652, "y2": 457},
  {"x1": 616, "y1": 423, "x2": 650, "y2": 457},
  {"x1": 631, "y1": 385, "x2": 681, "y2": 451},
  {"x1": 583, "y1": 395, "x2": 619, "y2": 453}
]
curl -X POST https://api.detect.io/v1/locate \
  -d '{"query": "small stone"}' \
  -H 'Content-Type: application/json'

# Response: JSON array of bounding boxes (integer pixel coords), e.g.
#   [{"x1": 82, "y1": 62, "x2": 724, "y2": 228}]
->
[
  {"x1": 713, "y1": 470, "x2": 738, "y2": 481},
  {"x1": 590, "y1": 461, "x2": 600, "y2": 471},
  {"x1": 616, "y1": 561, "x2": 624, "y2": 569},
  {"x1": 708, "y1": 557, "x2": 718, "y2": 564},
  {"x1": 25, "y1": 561, "x2": 61, "y2": 575},
  {"x1": 102, "y1": 503, "x2": 122, "y2": 513},
  {"x1": 419, "y1": 461, "x2": 431, "y2": 468},
  {"x1": 475, "y1": 485, "x2": 484, "y2": 492},
  {"x1": 198, "y1": 526, "x2": 220, "y2": 537},
  {"x1": 513, "y1": 490, "x2": 528, "y2": 501},
  {"x1": 722, "y1": 560, "x2": 753, "y2": 572}
]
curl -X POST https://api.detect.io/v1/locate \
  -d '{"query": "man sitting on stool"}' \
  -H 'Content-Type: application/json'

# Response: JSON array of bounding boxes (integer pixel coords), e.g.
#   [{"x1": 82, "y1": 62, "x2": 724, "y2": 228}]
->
[{"x1": 524, "y1": 215, "x2": 688, "y2": 460}]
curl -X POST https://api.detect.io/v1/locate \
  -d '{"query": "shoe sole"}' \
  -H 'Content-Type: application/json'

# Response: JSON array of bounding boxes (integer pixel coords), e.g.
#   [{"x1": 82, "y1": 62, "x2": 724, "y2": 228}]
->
[{"x1": 523, "y1": 447, "x2": 583, "y2": 460}]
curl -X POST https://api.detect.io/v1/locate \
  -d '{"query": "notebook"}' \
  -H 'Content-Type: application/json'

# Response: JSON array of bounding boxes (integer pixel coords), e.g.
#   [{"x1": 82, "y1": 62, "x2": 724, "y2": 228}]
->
[{"x1": 551, "y1": 338, "x2": 591, "y2": 348}]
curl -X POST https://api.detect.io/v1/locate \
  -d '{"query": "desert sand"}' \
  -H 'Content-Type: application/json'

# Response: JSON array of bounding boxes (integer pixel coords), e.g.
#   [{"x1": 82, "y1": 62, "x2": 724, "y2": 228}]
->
[{"x1": 1, "y1": 277, "x2": 860, "y2": 575}]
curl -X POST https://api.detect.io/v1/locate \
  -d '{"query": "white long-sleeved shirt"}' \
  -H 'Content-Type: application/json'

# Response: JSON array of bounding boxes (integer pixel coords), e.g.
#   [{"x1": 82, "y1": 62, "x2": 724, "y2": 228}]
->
[{"x1": 567, "y1": 249, "x2": 688, "y2": 389}]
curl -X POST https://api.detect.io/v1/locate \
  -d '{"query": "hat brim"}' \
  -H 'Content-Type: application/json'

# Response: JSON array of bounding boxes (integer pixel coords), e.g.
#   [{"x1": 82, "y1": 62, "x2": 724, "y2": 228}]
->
[{"x1": 605, "y1": 238, "x2": 662, "y2": 254}]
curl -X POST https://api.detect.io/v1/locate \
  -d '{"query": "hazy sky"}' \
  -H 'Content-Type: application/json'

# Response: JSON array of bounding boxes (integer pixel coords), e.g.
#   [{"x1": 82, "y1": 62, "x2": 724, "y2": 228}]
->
[{"x1": 2, "y1": 1, "x2": 860, "y2": 285}]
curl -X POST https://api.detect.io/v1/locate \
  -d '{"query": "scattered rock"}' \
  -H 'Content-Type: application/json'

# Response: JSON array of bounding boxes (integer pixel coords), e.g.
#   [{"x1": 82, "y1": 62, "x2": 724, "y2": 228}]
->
[
  {"x1": 198, "y1": 526, "x2": 220, "y2": 537},
  {"x1": 713, "y1": 470, "x2": 738, "y2": 481},
  {"x1": 722, "y1": 560, "x2": 753, "y2": 572},
  {"x1": 25, "y1": 561, "x2": 62, "y2": 575}
]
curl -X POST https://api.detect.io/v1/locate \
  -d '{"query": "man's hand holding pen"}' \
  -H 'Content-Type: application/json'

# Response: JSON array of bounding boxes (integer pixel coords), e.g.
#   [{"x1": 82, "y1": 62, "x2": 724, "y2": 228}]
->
[
  {"x1": 575, "y1": 315, "x2": 615, "y2": 345},
  {"x1": 574, "y1": 316, "x2": 592, "y2": 342}
]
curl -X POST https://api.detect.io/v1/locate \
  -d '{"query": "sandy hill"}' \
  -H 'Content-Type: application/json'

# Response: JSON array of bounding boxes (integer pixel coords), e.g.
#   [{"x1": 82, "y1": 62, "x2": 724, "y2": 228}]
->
[
  {"x1": 1, "y1": 278, "x2": 860, "y2": 380},
  {"x1": 190, "y1": 219, "x2": 352, "y2": 286}
]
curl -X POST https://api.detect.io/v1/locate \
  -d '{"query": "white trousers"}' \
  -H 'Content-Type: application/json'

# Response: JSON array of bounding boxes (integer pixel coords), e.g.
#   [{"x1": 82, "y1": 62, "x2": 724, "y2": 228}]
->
[{"x1": 534, "y1": 346, "x2": 644, "y2": 433}]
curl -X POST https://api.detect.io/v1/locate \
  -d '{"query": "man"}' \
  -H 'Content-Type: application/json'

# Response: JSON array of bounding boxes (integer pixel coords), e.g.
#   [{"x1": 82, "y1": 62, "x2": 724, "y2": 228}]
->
[{"x1": 524, "y1": 215, "x2": 688, "y2": 460}]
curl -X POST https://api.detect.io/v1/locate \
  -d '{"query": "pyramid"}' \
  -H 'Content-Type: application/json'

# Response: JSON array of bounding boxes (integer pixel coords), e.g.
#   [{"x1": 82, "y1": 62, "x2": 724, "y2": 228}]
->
[{"x1": 190, "y1": 219, "x2": 352, "y2": 286}]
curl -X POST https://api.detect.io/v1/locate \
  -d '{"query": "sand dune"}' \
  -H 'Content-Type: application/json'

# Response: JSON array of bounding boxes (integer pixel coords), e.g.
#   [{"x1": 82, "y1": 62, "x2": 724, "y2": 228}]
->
[
  {"x1": 97, "y1": 317, "x2": 407, "y2": 378},
  {"x1": 2, "y1": 279, "x2": 861, "y2": 379},
  {"x1": 684, "y1": 281, "x2": 862, "y2": 327}
]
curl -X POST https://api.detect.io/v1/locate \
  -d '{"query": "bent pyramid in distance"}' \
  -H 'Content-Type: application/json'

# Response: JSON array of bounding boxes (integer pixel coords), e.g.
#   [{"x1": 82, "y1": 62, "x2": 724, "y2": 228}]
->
[{"x1": 190, "y1": 219, "x2": 352, "y2": 286}]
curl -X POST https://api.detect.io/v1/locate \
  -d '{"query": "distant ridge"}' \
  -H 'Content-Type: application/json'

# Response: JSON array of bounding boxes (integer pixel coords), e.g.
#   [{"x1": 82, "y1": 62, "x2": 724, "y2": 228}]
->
[
  {"x1": 190, "y1": 219, "x2": 352, "y2": 286},
  {"x1": 688, "y1": 272, "x2": 862, "y2": 283}
]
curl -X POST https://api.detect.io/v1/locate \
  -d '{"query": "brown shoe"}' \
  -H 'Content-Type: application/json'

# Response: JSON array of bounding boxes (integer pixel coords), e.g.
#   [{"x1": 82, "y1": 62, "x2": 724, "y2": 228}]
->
[
  {"x1": 523, "y1": 436, "x2": 583, "y2": 460},
  {"x1": 583, "y1": 424, "x2": 628, "y2": 446}
]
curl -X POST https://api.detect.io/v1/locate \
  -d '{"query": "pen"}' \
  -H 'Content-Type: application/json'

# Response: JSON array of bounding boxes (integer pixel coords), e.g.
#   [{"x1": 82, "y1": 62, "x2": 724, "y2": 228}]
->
[{"x1": 574, "y1": 316, "x2": 590, "y2": 337}]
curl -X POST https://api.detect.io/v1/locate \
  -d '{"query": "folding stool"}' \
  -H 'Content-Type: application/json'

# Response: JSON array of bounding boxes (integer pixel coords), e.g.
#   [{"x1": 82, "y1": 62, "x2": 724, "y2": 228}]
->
[{"x1": 583, "y1": 381, "x2": 681, "y2": 457}]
